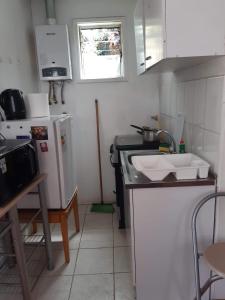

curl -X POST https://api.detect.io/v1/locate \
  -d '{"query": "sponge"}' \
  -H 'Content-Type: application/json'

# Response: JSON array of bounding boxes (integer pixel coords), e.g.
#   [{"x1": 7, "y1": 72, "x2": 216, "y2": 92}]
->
[{"x1": 159, "y1": 143, "x2": 170, "y2": 153}]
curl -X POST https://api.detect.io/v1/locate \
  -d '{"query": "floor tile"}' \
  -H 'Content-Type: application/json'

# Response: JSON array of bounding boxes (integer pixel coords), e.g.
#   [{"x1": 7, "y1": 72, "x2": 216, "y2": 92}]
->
[
  {"x1": 24, "y1": 245, "x2": 36, "y2": 260},
  {"x1": 84, "y1": 214, "x2": 112, "y2": 230},
  {"x1": 67, "y1": 212, "x2": 85, "y2": 232},
  {"x1": 51, "y1": 211, "x2": 84, "y2": 250},
  {"x1": 80, "y1": 229, "x2": 113, "y2": 248},
  {"x1": 115, "y1": 273, "x2": 135, "y2": 300},
  {"x1": 86, "y1": 204, "x2": 92, "y2": 213},
  {"x1": 42, "y1": 249, "x2": 77, "y2": 276},
  {"x1": 0, "y1": 258, "x2": 45, "y2": 278},
  {"x1": 113, "y1": 213, "x2": 119, "y2": 228},
  {"x1": 114, "y1": 247, "x2": 131, "y2": 273},
  {"x1": 51, "y1": 223, "x2": 82, "y2": 250},
  {"x1": 27, "y1": 260, "x2": 46, "y2": 276},
  {"x1": 30, "y1": 246, "x2": 46, "y2": 261},
  {"x1": 78, "y1": 204, "x2": 88, "y2": 214},
  {"x1": 114, "y1": 229, "x2": 131, "y2": 247},
  {"x1": 0, "y1": 285, "x2": 23, "y2": 300},
  {"x1": 69, "y1": 274, "x2": 113, "y2": 300},
  {"x1": 75, "y1": 248, "x2": 113, "y2": 274},
  {"x1": 33, "y1": 275, "x2": 72, "y2": 300},
  {"x1": 0, "y1": 202, "x2": 135, "y2": 299}
]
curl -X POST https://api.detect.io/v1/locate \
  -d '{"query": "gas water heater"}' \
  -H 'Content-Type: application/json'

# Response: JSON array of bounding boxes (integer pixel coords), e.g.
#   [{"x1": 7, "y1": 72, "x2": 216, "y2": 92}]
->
[{"x1": 35, "y1": 25, "x2": 72, "y2": 81}]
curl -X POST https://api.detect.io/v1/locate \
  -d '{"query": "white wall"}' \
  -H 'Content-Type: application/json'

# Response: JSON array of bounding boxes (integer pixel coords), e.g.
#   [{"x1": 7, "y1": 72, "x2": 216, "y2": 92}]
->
[
  {"x1": 0, "y1": 0, "x2": 38, "y2": 269},
  {"x1": 159, "y1": 57, "x2": 225, "y2": 175},
  {"x1": 159, "y1": 57, "x2": 225, "y2": 297},
  {"x1": 0, "y1": 0, "x2": 38, "y2": 94},
  {"x1": 31, "y1": 0, "x2": 159, "y2": 204}
]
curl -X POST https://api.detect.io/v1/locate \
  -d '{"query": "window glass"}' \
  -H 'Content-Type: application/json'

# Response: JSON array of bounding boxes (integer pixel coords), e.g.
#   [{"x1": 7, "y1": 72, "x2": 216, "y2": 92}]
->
[{"x1": 77, "y1": 21, "x2": 124, "y2": 80}]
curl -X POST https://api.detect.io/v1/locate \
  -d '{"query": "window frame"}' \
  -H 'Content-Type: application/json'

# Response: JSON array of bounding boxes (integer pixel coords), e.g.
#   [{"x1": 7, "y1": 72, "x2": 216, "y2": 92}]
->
[{"x1": 73, "y1": 17, "x2": 128, "y2": 83}]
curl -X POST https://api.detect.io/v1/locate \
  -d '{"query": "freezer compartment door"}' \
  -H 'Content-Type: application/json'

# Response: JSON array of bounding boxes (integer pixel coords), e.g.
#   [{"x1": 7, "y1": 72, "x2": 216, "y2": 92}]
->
[{"x1": 55, "y1": 115, "x2": 76, "y2": 209}]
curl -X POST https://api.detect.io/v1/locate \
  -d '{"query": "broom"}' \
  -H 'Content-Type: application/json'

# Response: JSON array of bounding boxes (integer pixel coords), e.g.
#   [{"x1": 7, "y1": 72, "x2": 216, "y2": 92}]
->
[{"x1": 90, "y1": 99, "x2": 114, "y2": 213}]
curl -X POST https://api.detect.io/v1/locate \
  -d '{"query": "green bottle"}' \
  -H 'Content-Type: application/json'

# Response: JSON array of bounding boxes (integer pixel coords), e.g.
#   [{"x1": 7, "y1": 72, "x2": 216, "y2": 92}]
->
[{"x1": 179, "y1": 139, "x2": 185, "y2": 153}]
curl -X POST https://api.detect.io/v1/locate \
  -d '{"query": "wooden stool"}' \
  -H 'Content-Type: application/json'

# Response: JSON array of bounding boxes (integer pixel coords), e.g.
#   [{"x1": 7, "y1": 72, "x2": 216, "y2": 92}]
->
[{"x1": 19, "y1": 189, "x2": 80, "y2": 264}]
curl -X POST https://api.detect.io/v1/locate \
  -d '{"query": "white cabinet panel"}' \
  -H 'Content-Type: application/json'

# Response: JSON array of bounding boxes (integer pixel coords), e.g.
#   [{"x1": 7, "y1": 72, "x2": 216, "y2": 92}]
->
[
  {"x1": 143, "y1": 0, "x2": 165, "y2": 68},
  {"x1": 134, "y1": 0, "x2": 145, "y2": 74},
  {"x1": 166, "y1": 0, "x2": 225, "y2": 58},
  {"x1": 132, "y1": 185, "x2": 215, "y2": 300},
  {"x1": 134, "y1": 0, "x2": 225, "y2": 72}
]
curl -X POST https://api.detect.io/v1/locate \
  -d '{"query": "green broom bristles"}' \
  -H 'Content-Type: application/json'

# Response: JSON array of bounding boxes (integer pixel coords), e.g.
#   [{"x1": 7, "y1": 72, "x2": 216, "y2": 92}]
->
[{"x1": 91, "y1": 203, "x2": 114, "y2": 213}]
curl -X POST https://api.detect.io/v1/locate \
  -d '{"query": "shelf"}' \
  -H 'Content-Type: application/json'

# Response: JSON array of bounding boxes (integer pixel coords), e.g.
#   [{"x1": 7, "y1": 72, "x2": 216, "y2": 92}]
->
[{"x1": 145, "y1": 56, "x2": 224, "y2": 73}]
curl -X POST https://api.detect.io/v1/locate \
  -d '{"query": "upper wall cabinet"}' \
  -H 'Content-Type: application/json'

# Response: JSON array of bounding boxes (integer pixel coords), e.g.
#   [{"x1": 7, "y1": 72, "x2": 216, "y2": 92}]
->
[
  {"x1": 134, "y1": 0, "x2": 225, "y2": 73},
  {"x1": 134, "y1": 0, "x2": 145, "y2": 75}
]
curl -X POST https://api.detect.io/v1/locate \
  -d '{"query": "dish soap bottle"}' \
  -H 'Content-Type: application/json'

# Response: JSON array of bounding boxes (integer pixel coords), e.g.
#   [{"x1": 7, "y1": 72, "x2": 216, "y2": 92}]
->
[{"x1": 179, "y1": 138, "x2": 185, "y2": 153}]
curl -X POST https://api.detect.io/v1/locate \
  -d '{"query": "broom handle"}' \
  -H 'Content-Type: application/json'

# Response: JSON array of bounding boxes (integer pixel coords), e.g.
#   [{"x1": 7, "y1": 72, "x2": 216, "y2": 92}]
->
[{"x1": 95, "y1": 99, "x2": 104, "y2": 204}]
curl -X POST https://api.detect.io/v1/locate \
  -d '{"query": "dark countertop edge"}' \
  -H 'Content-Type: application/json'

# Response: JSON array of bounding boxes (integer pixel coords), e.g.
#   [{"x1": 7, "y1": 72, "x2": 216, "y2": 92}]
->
[
  {"x1": 124, "y1": 177, "x2": 215, "y2": 189},
  {"x1": 120, "y1": 150, "x2": 216, "y2": 190}
]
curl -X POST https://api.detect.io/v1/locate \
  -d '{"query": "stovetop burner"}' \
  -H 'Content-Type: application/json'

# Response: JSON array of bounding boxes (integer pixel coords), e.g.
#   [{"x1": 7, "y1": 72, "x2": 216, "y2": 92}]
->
[{"x1": 114, "y1": 134, "x2": 160, "y2": 151}]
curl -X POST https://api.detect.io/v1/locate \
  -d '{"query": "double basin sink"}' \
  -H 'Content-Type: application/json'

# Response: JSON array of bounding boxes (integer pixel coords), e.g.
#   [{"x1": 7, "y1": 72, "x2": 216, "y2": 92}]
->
[{"x1": 126, "y1": 150, "x2": 210, "y2": 181}]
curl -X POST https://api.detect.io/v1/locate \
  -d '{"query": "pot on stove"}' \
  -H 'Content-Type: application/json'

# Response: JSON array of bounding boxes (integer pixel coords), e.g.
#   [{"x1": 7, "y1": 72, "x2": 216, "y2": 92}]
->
[{"x1": 130, "y1": 124, "x2": 158, "y2": 143}]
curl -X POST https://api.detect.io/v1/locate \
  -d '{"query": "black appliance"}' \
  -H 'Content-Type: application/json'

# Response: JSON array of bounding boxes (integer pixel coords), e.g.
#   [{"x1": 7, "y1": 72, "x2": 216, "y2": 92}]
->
[
  {"x1": 110, "y1": 134, "x2": 160, "y2": 228},
  {"x1": 0, "y1": 89, "x2": 26, "y2": 120},
  {"x1": 0, "y1": 140, "x2": 38, "y2": 205}
]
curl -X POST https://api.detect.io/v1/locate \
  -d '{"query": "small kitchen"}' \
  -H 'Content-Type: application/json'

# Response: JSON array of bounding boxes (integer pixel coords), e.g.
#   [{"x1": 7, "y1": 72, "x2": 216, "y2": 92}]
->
[{"x1": 0, "y1": 0, "x2": 225, "y2": 300}]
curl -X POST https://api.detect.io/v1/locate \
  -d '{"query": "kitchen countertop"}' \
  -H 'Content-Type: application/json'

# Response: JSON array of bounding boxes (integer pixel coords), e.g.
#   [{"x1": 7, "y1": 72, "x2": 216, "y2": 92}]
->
[{"x1": 120, "y1": 150, "x2": 215, "y2": 189}]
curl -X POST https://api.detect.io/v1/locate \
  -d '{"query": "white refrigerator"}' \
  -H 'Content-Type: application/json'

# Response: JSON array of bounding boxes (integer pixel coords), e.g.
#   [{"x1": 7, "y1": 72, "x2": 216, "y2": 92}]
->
[{"x1": 0, "y1": 114, "x2": 77, "y2": 209}]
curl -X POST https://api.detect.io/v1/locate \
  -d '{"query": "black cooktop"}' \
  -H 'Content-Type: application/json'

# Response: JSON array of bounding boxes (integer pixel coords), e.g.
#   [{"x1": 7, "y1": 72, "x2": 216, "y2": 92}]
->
[{"x1": 114, "y1": 134, "x2": 160, "y2": 151}]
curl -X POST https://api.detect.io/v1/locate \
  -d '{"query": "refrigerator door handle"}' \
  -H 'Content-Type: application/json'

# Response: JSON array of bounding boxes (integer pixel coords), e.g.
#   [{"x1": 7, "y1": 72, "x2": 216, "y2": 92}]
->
[{"x1": 54, "y1": 119, "x2": 65, "y2": 204}]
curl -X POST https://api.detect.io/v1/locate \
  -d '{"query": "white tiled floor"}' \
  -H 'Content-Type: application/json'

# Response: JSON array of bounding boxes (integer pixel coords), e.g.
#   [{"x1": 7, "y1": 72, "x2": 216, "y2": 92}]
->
[{"x1": 0, "y1": 204, "x2": 135, "y2": 300}]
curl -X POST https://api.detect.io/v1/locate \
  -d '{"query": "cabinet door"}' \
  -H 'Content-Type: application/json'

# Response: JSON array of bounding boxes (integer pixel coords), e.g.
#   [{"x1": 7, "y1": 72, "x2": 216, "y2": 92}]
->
[
  {"x1": 166, "y1": 0, "x2": 225, "y2": 57},
  {"x1": 133, "y1": 186, "x2": 215, "y2": 300},
  {"x1": 143, "y1": 0, "x2": 165, "y2": 69},
  {"x1": 134, "y1": 0, "x2": 145, "y2": 75}
]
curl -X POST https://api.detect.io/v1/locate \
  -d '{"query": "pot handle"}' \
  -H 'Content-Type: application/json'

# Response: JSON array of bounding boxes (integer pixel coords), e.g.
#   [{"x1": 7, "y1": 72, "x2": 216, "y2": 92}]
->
[
  {"x1": 130, "y1": 124, "x2": 143, "y2": 131},
  {"x1": 137, "y1": 130, "x2": 143, "y2": 135}
]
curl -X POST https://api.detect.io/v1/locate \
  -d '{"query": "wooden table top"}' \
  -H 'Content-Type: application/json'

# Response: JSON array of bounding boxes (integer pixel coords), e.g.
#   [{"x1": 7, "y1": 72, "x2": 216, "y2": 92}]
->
[
  {"x1": 204, "y1": 242, "x2": 225, "y2": 278},
  {"x1": 0, "y1": 173, "x2": 47, "y2": 219}
]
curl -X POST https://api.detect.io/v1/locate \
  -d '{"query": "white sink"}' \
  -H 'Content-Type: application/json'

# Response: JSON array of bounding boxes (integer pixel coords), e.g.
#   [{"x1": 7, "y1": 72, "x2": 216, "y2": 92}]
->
[
  {"x1": 132, "y1": 153, "x2": 210, "y2": 181},
  {"x1": 132, "y1": 155, "x2": 174, "y2": 181}
]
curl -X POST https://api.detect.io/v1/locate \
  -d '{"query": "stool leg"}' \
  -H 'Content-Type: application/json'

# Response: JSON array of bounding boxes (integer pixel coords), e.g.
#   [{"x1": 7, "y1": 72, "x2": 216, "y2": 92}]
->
[
  {"x1": 72, "y1": 194, "x2": 80, "y2": 233},
  {"x1": 38, "y1": 182, "x2": 54, "y2": 271},
  {"x1": 60, "y1": 214, "x2": 70, "y2": 263},
  {"x1": 9, "y1": 207, "x2": 31, "y2": 300}
]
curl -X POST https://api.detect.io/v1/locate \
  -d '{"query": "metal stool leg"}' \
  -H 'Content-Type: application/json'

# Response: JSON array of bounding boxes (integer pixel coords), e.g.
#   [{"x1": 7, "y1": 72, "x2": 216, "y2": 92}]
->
[
  {"x1": 192, "y1": 206, "x2": 202, "y2": 300},
  {"x1": 192, "y1": 192, "x2": 225, "y2": 300},
  {"x1": 8, "y1": 207, "x2": 31, "y2": 300},
  {"x1": 38, "y1": 181, "x2": 54, "y2": 271}
]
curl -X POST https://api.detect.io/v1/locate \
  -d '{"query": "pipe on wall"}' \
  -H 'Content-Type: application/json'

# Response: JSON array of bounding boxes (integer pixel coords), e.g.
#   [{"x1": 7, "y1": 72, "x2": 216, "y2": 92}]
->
[{"x1": 45, "y1": 0, "x2": 56, "y2": 24}]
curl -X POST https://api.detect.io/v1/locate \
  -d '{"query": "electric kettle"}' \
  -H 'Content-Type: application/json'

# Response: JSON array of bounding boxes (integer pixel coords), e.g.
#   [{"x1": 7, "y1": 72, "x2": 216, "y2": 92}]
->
[{"x1": 0, "y1": 89, "x2": 26, "y2": 120}]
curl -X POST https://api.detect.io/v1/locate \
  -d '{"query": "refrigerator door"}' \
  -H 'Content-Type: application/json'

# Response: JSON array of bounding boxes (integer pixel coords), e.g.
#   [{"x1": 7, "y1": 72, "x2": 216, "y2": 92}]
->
[{"x1": 55, "y1": 115, "x2": 76, "y2": 209}]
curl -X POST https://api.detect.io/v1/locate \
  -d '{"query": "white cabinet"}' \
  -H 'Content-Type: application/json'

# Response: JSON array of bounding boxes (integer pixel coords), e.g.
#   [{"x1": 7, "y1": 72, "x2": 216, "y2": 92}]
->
[
  {"x1": 129, "y1": 185, "x2": 216, "y2": 300},
  {"x1": 134, "y1": 0, "x2": 225, "y2": 72},
  {"x1": 134, "y1": 0, "x2": 145, "y2": 74},
  {"x1": 143, "y1": 0, "x2": 164, "y2": 69}
]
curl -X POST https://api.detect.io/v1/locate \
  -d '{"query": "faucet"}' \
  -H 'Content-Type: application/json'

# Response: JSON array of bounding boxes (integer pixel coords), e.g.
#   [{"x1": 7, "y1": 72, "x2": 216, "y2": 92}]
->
[{"x1": 156, "y1": 130, "x2": 177, "y2": 153}]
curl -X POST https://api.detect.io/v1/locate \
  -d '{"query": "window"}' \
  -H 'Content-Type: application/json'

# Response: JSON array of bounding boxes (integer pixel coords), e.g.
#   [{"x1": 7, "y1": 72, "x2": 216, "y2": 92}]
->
[{"x1": 75, "y1": 19, "x2": 126, "y2": 81}]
